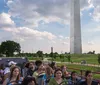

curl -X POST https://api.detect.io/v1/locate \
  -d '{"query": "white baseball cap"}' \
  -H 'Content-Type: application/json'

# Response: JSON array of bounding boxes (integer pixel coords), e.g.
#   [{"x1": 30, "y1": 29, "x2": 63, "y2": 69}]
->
[{"x1": 8, "y1": 61, "x2": 17, "y2": 66}]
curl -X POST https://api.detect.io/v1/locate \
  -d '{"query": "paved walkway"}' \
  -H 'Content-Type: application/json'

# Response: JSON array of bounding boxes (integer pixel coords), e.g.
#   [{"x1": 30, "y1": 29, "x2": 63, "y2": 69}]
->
[{"x1": 55, "y1": 61, "x2": 100, "y2": 67}]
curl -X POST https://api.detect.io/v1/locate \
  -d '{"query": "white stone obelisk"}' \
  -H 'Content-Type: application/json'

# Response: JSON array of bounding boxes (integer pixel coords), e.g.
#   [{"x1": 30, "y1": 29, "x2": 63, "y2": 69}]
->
[{"x1": 70, "y1": 0, "x2": 82, "y2": 54}]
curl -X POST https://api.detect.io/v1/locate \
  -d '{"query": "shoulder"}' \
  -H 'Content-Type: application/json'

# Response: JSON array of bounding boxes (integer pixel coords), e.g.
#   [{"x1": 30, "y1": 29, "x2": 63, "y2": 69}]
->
[
  {"x1": 42, "y1": 74, "x2": 46, "y2": 79},
  {"x1": 61, "y1": 78, "x2": 68, "y2": 85},
  {"x1": 78, "y1": 80, "x2": 86, "y2": 85},
  {"x1": 92, "y1": 80, "x2": 99, "y2": 85},
  {"x1": 33, "y1": 71, "x2": 38, "y2": 75},
  {"x1": 68, "y1": 78, "x2": 72, "y2": 84},
  {"x1": 63, "y1": 78, "x2": 67, "y2": 81},
  {"x1": 3, "y1": 78, "x2": 10, "y2": 85},
  {"x1": 18, "y1": 77, "x2": 23, "y2": 84},
  {"x1": 33, "y1": 71, "x2": 38, "y2": 77},
  {"x1": 50, "y1": 77, "x2": 55, "y2": 80},
  {"x1": 48, "y1": 78, "x2": 57, "y2": 85},
  {"x1": 49, "y1": 78, "x2": 55, "y2": 82}
]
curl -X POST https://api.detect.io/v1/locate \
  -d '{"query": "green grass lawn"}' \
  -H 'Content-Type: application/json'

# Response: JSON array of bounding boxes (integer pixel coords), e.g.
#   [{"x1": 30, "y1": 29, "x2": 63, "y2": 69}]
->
[
  {"x1": 28, "y1": 54, "x2": 99, "y2": 64},
  {"x1": 71, "y1": 54, "x2": 98, "y2": 64},
  {"x1": 50, "y1": 54, "x2": 99, "y2": 65}
]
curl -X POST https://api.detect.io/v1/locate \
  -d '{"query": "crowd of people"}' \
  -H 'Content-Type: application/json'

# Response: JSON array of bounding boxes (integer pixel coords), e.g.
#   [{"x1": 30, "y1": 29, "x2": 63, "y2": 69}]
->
[{"x1": 0, "y1": 60, "x2": 99, "y2": 85}]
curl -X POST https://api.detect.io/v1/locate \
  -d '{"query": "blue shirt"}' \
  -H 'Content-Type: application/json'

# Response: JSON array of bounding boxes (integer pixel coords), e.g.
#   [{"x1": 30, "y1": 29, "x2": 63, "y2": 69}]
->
[
  {"x1": 42, "y1": 74, "x2": 54, "y2": 85},
  {"x1": 6, "y1": 77, "x2": 23, "y2": 85}
]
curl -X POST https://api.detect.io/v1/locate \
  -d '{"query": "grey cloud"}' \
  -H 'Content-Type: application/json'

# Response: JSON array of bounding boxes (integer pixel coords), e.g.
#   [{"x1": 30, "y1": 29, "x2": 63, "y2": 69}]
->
[
  {"x1": 6, "y1": 0, "x2": 92, "y2": 28},
  {"x1": 10, "y1": 27, "x2": 57, "y2": 41},
  {"x1": 6, "y1": 0, "x2": 70, "y2": 28}
]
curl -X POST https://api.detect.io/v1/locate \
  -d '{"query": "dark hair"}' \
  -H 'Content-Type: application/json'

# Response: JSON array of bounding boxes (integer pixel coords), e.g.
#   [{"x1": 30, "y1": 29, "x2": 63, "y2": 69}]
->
[
  {"x1": 10, "y1": 66, "x2": 21, "y2": 82},
  {"x1": 35, "y1": 60, "x2": 43, "y2": 71},
  {"x1": 61, "y1": 65, "x2": 66, "y2": 69},
  {"x1": 21, "y1": 76, "x2": 37, "y2": 85},
  {"x1": 54, "y1": 68, "x2": 62, "y2": 77},
  {"x1": 0, "y1": 63, "x2": 5, "y2": 70},
  {"x1": 35, "y1": 60, "x2": 42, "y2": 66},
  {"x1": 49, "y1": 62, "x2": 56, "y2": 70},
  {"x1": 71, "y1": 71, "x2": 77, "y2": 80},
  {"x1": 85, "y1": 70, "x2": 92, "y2": 77},
  {"x1": 25, "y1": 62, "x2": 34, "y2": 68}
]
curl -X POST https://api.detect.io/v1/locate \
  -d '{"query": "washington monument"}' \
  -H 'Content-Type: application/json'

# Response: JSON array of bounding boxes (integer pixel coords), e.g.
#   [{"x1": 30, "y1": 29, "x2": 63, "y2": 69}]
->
[{"x1": 70, "y1": 0, "x2": 82, "y2": 54}]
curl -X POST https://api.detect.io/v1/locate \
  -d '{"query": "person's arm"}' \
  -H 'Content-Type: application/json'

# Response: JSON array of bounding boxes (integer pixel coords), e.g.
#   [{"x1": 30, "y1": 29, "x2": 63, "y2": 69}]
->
[
  {"x1": 0, "y1": 76, "x2": 2, "y2": 81},
  {"x1": 41, "y1": 80, "x2": 44, "y2": 85},
  {"x1": 2, "y1": 79, "x2": 8, "y2": 85}
]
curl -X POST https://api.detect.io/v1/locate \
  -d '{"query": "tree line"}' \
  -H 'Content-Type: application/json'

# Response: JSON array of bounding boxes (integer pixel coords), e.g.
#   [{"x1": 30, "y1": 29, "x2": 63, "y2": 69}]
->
[
  {"x1": 0, "y1": 40, "x2": 68, "y2": 56},
  {"x1": 0, "y1": 40, "x2": 72, "y2": 62},
  {"x1": 0, "y1": 40, "x2": 100, "y2": 64}
]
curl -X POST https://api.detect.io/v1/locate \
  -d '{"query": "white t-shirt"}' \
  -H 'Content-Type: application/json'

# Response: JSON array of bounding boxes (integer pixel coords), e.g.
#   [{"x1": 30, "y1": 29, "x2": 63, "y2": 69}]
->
[{"x1": 4, "y1": 67, "x2": 10, "y2": 75}]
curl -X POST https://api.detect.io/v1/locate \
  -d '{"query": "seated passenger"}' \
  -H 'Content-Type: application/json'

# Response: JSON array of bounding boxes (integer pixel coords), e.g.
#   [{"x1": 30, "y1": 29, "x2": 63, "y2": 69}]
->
[
  {"x1": 48, "y1": 68, "x2": 68, "y2": 85},
  {"x1": 33, "y1": 63, "x2": 45, "y2": 85},
  {"x1": 68, "y1": 71, "x2": 81, "y2": 85},
  {"x1": 61, "y1": 65, "x2": 70, "y2": 79},
  {"x1": 42, "y1": 66, "x2": 54, "y2": 85},
  {"x1": 79, "y1": 70, "x2": 99, "y2": 85},
  {"x1": 25, "y1": 62, "x2": 35, "y2": 76},
  {"x1": 3, "y1": 66, "x2": 23, "y2": 85}
]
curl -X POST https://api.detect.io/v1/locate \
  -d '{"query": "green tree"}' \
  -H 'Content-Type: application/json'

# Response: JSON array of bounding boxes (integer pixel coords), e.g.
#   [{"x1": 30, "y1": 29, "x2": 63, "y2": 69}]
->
[
  {"x1": 98, "y1": 54, "x2": 100, "y2": 64},
  {"x1": 36, "y1": 50, "x2": 43, "y2": 60},
  {"x1": 33, "y1": 53, "x2": 37, "y2": 57},
  {"x1": 93, "y1": 50, "x2": 95, "y2": 54},
  {"x1": 68, "y1": 55, "x2": 71, "y2": 62},
  {"x1": 50, "y1": 52, "x2": 54, "y2": 61},
  {"x1": 53, "y1": 52, "x2": 58, "y2": 59},
  {"x1": 0, "y1": 40, "x2": 21, "y2": 57},
  {"x1": 87, "y1": 50, "x2": 95, "y2": 54},
  {"x1": 59, "y1": 54, "x2": 64, "y2": 62},
  {"x1": 45, "y1": 53, "x2": 49, "y2": 57}
]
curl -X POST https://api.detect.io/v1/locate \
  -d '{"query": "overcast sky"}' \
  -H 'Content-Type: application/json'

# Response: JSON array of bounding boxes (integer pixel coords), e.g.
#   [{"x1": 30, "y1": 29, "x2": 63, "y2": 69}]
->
[{"x1": 0, "y1": 0, "x2": 100, "y2": 53}]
